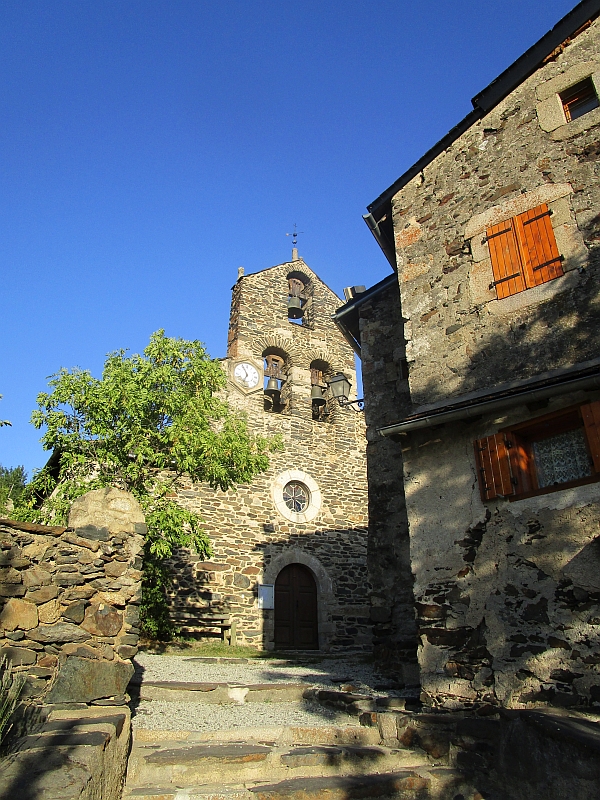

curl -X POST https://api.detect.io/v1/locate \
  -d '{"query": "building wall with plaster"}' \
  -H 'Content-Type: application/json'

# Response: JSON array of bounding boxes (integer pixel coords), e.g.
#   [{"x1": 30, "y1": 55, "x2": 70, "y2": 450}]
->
[
  {"x1": 170, "y1": 258, "x2": 370, "y2": 651},
  {"x1": 353, "y1": 15, "x2": 600, "y2": 706}
]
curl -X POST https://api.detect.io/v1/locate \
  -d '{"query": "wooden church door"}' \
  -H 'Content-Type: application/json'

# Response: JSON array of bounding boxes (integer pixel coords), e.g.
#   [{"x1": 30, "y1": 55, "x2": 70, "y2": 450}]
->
[{"x1": 274, "y1": 564, "x2": 319, "y2": 650}]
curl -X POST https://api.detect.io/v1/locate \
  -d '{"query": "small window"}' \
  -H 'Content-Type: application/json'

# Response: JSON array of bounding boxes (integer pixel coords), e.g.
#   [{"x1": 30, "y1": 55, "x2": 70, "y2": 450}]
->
[
  {"x1": 283, "y1": 481, "x2": 310, "y2": 513},
  {"x1": 486, "y1": 203, "x2": 563, "y2": 299},
  {"x1": 560, "y1": 77, "x2": 599, "y2": 122},
  {"x1": 474, "y1": 401, "x2": 600, "y2": 502}
]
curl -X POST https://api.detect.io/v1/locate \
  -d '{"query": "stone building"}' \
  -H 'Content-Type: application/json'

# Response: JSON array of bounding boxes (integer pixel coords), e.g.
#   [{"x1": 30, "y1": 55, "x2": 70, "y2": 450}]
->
[
  {"x1": 335, "y1": 0, "x2": 600, "y2": 707},
  {"x1": 170, "y1": 254, "x2": 370, "y2": 652}
]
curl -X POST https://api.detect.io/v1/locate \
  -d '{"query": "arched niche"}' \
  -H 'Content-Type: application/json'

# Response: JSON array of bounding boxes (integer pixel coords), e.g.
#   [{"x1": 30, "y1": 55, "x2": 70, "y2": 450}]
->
[
  {"x1": 286, "y1": 270, "x2": 313, "y2": 328},
  {"x1": 309, "y1": 358, "x2": 333, "y2": 422},
  {"x1": 262, "y1": 346, "x2": 289, "y2": 413}
]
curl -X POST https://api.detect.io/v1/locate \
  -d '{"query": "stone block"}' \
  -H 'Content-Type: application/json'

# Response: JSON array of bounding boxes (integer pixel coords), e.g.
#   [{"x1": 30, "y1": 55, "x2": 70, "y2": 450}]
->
[
  {"x1": 38, "y1": 598, "x2": 62, "y2": 623},
  {"x1": 116, "y1": 644, "x2": 138, "y2": 659},
  {"x1": 105, "y1": 561, "x2": 127, "y2": 577},
  {"x1": 26, "y1": 585, "x2": 59, "y2": 604},
  {"x1": 81, "y1": 603, "x2": 123, "y2": 636},
  {"x1": 74, "y1": 525, "x2": 110, "y2": 542},
  {"x1": 68, "y1": 486, "x2": 144, "y2": 535},
  {"x1": 0, "y1": 645, "x2": 37, "y2": 666},
  {"x1": 62, "y1": 642, "x2": 106, "y2": 660},
  {"x1": 28, "y1": 622, "x2": 91, "y2": 643},
  {"x1": 62, "y1": 600, "x2": 87, "y2": 624},
  {"x1": 0, "y1": 584, "x2": 26, "y2": 597},
  {"x1": 46, "y1": 655, "x2": 134, "y2": 703},
  {"x1": 0, "y1": 598, "x2": 39, "y2": 630},
  {"x1": 0, "y1": 567, "x2": 22, "y2": 584},
  {"x1": 21, "y1": 566, "x2": 52, "y2": 589},
  {"x1": 536, "y1": 94, "x2": 566, "y2": 132}
]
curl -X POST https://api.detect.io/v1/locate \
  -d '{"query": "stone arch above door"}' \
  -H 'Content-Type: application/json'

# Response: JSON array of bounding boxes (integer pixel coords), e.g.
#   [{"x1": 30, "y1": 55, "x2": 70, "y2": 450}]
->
[{"x1": 263, "y1": 548, "x2": 335, "y2": 651}]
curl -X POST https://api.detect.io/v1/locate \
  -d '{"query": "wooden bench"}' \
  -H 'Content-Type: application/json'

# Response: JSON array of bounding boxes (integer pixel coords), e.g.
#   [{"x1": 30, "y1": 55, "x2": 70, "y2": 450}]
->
[{"x1": 174, "y1": 614, "x2": 237, "y2": 645}]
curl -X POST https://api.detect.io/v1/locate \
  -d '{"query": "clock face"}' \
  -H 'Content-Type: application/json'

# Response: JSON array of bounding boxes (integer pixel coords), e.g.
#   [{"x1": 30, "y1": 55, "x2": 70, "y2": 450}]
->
[{"x1": 234, "y1": 362, "x2": 259, "y2": 389}]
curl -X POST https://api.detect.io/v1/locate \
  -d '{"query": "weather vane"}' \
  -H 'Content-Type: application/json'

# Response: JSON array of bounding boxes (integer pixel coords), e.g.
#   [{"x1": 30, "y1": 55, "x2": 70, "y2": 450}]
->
[{"x1": 286, "y1": 224, "x2": 304, "y2": 247}]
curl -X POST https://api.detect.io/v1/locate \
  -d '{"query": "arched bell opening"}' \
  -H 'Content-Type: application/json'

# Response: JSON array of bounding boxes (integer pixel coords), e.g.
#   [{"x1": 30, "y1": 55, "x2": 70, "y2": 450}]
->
[
  {"x1": 274, "y1": 563, "x2": 319, "y2": 650},
  {"x1": 310, "y1": 359, "x2": 333, "y2": 422},
  {"x1": 263, "y1": 348, "x2": 288, "y2": 413},
  {"x1": 286, "y1": 271, "x2": 313, "y2": 327}
]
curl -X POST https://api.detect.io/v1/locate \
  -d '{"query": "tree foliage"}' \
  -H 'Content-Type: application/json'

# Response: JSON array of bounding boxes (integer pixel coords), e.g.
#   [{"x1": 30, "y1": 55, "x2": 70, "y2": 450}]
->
[
  {"x1": 0, "y1": 465, "x2": 27, "y2": 512},
  {"x1": 11, "y1": 331, "x2": 279, "y2": 638}
]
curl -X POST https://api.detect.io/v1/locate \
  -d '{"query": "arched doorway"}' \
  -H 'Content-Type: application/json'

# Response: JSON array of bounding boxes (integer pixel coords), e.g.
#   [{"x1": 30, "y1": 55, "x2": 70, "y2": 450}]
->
[{"x1": 274, "y1": 563, "x2": 319, "y2": 650}]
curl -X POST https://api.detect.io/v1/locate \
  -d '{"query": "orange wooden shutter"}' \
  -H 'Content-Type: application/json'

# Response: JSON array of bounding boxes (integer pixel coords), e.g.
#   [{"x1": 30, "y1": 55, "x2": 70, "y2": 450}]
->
[
  {"x1": 486, "y1": 218, "x2": 526, "y2": 299},
  {"x1": 514, "y1": 203, "x2": 564, "y2": 288},
  {"x1": 505, "y1": 433, "x2": 534, "y2": 495},
  {"x1": 581, "y1": 400, "x2": 600, "y2": 472},
  {"x1": 474, "y1": 434, "x2": 515, "y2": 501}
]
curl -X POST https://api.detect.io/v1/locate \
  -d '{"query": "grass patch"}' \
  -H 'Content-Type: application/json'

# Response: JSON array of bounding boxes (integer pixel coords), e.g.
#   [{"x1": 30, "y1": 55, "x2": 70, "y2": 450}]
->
[{"x1": 139, "y1": 638, "x2": 272, "y2": 658}]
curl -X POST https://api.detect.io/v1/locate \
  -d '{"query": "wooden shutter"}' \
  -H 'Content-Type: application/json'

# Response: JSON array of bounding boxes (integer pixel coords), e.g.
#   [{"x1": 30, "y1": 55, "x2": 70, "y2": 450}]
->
[
  {"x1": 474, "y1": 434, "x2": 514, "y2": 501},
  {"x1": 486, "y1": 218, "x2": 526, "y2": 299},
  {"x1": 581, "y1": 400, "x2": 600, "y2": 472},
  {"x1": 514, "y1": 203, "x2": 564, "y2": 288}
]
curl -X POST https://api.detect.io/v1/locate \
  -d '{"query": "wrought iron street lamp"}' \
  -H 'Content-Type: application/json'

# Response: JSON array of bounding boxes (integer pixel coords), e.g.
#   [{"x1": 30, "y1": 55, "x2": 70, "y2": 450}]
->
[{"x1": 325, "y1": 373, "x2": 364, "y2": 412}]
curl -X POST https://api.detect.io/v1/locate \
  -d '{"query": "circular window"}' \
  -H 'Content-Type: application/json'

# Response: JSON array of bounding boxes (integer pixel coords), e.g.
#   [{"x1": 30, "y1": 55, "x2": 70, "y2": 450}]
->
[
  {"x1": 272, "y1": 469, "x2": 322, "y2": 523},
  {"x1": 283, "y1": 481, "x2": 309, "y2": 513}
]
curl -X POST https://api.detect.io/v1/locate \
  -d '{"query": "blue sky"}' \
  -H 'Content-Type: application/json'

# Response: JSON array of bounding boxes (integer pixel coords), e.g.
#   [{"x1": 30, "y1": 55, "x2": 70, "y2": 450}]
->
[{"x1": 0, "y1": 0, "x2": 576, "y2": 476}]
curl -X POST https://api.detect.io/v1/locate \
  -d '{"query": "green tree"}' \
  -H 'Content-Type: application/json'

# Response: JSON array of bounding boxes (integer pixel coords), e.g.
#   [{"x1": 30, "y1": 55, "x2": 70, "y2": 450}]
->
[
  {"x1": 0, "y1": 465, "x2": 27, "y2": 513},
  {"x1": 14, "y1": 330, "x2": 279, "y2": 637}
]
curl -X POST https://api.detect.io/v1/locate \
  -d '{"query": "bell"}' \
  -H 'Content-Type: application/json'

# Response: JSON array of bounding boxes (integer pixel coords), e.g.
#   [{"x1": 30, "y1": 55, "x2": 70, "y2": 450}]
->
[
  {"x1": 264, "y1": 377, "x2": 281, "y2": 402},
  {"x1": 311, "y1": 385, "x2": 326, "y2": 407},
  {"x1": 287, "y1": 296, "x2": 304, "y2": 319}
]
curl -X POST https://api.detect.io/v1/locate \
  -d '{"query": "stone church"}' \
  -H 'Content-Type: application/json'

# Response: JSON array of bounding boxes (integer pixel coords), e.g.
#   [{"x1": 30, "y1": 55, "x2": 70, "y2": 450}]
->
[{"x1": 169, "y1": 252, "x2": 370, "y2": 651}]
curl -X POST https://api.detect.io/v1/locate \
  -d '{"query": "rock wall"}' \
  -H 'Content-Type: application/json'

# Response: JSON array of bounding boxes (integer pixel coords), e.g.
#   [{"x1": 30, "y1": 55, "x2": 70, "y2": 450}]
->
[{"x1": 0, "y1": 487, "x2": 145, "y2": 705}]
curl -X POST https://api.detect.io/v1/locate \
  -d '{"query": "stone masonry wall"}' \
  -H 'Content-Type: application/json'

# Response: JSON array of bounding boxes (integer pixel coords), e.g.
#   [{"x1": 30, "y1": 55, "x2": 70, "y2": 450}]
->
[
  {"x1": 390, "y1": 19, "x2": 600, "y2": 407},
  {"x1": 379, "y1": 19, "x2": 600, "y2": 708},
  {"x1": 356, "y1": 279, "x2": 419, "y2": 683},
  {"x1": 170, "y1": 258, "x2": 370, "y2": 651},
  {"x1": 404, "y1": 390, "x2": 600, "y2": 710},
  {"x1": 0, "y1": 488, "x2": 144, "y2": 705}
]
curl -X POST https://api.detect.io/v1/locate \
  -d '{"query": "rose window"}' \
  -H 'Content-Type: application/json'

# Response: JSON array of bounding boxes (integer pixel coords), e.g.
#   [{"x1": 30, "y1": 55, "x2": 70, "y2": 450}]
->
[{"x1": 283, "y1": 481, "x2": 309, "y2": 513}]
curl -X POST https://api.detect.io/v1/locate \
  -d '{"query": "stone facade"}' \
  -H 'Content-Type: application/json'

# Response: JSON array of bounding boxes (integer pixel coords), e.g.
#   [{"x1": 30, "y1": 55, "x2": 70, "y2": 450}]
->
[
  {"x1": 0, "y1": 488, "x2": 145, "y2": 704},
  {"x1": 339, "y1": 10, "x2": 600, "y2": 707},
  {"x1": 170, "y1": 257, "x2": 370, "y2": 651}
]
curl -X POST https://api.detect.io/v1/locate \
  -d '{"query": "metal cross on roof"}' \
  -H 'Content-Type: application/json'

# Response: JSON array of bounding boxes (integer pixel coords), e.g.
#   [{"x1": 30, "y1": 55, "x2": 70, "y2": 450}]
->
[{"x1": 285, "y1": 224, "x2": 304, "y2": 247}]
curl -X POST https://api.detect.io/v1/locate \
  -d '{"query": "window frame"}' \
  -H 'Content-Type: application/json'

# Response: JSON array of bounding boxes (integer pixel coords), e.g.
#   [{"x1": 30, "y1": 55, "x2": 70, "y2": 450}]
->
[
  {"x1": 474, "y1": 401, "x2": 600, "y2": 503},
  {"x1": 560, "y1": 76, "x2": 600, "y2": 123},
  {"x1": 486, "y1": 203, "x2": 564, "y2": 300}
]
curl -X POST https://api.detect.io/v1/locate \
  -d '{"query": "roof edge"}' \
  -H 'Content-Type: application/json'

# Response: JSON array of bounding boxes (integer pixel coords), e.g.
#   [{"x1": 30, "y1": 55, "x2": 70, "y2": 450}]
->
[{"x1": 367, "y1": 0, "x2": 600, "y2": 218}]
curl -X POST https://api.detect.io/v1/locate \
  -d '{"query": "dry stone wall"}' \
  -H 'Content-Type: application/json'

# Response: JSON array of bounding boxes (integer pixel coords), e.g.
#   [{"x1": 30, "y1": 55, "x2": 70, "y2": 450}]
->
[{"x1": 0, "y1": 488, "x2": 144, "y2": 705}]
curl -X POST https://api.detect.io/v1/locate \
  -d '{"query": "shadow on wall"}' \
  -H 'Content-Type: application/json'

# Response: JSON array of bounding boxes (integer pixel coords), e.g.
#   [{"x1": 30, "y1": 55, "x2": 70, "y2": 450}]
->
[
  {"x1": 400, "y1": 242, "x2": 600, "y2": 709},
  {"x1": 253, "y1": 530, "x2": 371, "y2": 655}
]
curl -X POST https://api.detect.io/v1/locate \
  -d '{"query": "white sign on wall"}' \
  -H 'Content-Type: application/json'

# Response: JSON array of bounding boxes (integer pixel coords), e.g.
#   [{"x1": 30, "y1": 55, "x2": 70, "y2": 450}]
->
[{"x1": 258, "y1": 584, "x2": 275, "y2": 610}]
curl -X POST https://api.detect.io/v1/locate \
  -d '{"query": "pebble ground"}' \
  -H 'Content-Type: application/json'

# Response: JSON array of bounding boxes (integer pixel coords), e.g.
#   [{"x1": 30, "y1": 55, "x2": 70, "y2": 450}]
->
[{"x1": 131, "y1": 652, "x2": 387, "y2": 732}]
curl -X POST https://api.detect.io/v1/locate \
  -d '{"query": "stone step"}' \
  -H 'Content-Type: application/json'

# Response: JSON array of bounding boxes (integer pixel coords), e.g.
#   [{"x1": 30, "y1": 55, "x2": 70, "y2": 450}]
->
[
  {"x1": 123, "y1": 767, "x2": 478, "y2": 800},
  {"x1": 138, "y1": 681, "x2": 310, "y2": 704},
  {"x1": 132, "y1": 724, "x2": 382, "y2": 747},
  {"x1": 126, "y1": 741, "x2": 431, "y2": 787}
]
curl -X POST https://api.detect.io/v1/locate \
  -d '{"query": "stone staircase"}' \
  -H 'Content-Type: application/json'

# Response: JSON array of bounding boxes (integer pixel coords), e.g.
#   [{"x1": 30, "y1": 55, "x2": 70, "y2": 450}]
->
[{"x1": 122, "y1": 660, "x2": 484, "y2": 800}]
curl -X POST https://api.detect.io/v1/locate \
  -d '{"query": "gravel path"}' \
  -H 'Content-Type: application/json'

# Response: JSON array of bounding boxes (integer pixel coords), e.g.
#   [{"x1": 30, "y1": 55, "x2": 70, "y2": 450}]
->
[
  {"x1": 131, "y1": 653, "x2": 388, "y2": 732},
  {"x1": 132, "y1": 699, "x2": 352, "y2": 731},
  {"x1": 133, "y1": 652, "x2": 383, "y2": 691}
]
